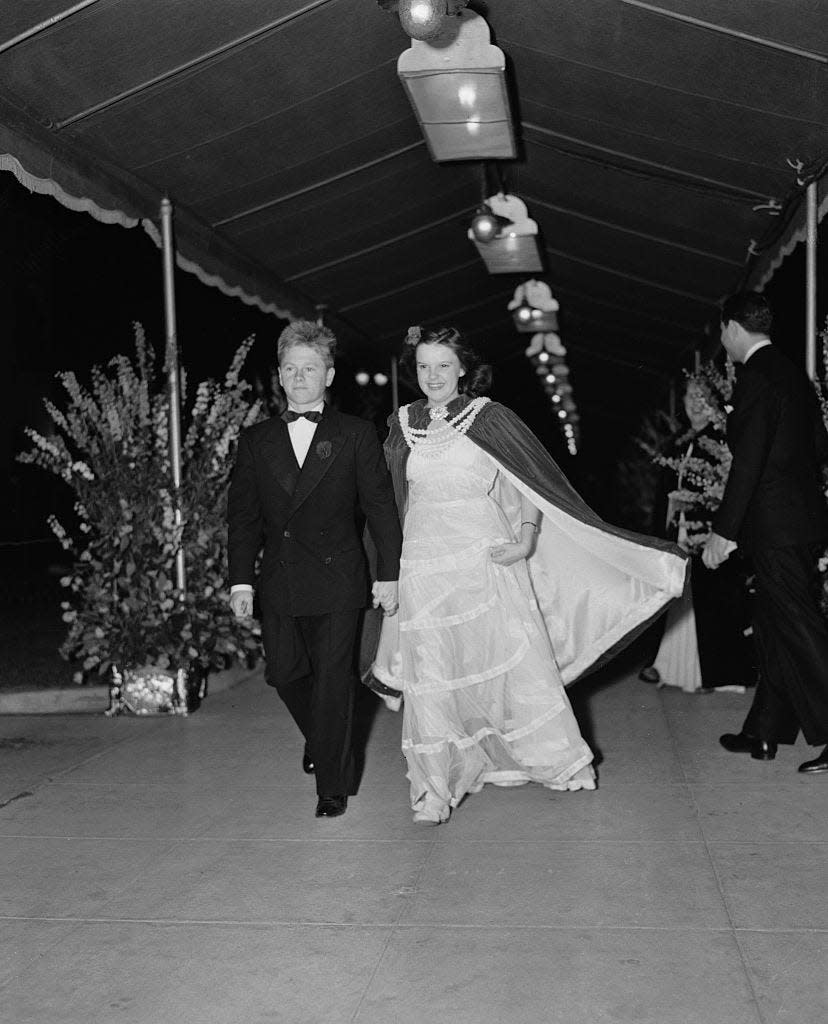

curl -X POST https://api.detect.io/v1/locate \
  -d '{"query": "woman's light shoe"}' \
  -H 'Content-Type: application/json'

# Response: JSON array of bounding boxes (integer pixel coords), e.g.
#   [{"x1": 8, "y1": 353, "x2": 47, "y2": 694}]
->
[{"x1": 412, "y1": 797, "x2": 450, "y2": 826}]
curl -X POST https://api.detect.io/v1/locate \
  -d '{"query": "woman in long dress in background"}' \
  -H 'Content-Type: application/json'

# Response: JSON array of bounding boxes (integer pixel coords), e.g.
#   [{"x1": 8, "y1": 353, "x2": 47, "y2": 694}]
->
[{"x1": 370, "y1": 326, "x2": 687, "y2": 825}]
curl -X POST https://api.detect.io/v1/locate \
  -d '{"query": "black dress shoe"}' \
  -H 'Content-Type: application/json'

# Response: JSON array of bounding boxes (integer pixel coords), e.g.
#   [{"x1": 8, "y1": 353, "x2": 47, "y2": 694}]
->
[
  {"x1": 719, "y1": 732, "x2": 777, "y2": 760},
  {"x1": 315, "y1": 795, "x2": 347, "y2": 818},
  {"x1": 302, "y1": 746, "x2": 315, "y2": 775},
  {"x1": 798, "y1": 745, "x2": 828, "y2": 774}
]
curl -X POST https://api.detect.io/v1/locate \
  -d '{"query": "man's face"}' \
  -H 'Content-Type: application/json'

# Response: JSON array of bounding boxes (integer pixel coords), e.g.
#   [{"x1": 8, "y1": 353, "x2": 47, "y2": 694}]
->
[{"x1": 278, "y1": 344, "x2": 334, "y2": 409}]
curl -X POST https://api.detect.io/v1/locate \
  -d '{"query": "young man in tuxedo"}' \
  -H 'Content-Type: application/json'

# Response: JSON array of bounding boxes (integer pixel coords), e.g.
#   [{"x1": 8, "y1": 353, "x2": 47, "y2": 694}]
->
[
  {"x1": 703, "y1": 291, "x2": 828, "y2": 773},
  {"x1": 227, "y1": 321, "x2": 402, "y2": 817}
]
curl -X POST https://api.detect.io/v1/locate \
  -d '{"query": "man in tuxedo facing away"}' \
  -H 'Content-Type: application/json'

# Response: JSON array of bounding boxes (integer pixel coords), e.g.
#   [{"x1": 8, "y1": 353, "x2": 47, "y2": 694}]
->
[
  {"x1": 703, "y1": 291, "x2": 828, "y2": 773},
  {"x1": 227, "y1": 320, "x2": 402, "y2": 817}
]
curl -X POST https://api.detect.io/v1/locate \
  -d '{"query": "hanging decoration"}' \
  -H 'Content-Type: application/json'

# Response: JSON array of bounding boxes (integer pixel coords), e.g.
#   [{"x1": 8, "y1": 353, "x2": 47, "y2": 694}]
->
[
  {"x1": 378, "y1": 0, "x2": 472, "y2": 41},
  {"x1": 469, "y1": 194, "x2": 543, "y2": 273},
  {"x1": 511, "y1": 281, "x2": 580, "y2": 455}
]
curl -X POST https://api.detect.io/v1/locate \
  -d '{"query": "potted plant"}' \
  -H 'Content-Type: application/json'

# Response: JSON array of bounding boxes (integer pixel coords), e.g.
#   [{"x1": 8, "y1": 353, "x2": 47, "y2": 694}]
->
[{"x1": 18, "y1": 324, "x2": 265, "y2": 714}]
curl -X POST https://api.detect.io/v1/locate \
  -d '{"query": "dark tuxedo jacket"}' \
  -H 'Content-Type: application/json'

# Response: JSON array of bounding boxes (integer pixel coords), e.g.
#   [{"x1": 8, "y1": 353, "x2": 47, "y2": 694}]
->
[
  {"x1": 713, "y1": 344, "x2": 828, "y2": 551},
  {"x1": 227, "y1": 406, "x2": 402, "y2": 617}
]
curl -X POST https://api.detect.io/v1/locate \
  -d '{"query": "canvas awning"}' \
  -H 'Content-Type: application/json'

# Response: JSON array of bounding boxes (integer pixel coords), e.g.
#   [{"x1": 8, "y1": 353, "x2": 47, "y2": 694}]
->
[{"x1": 1, "y1": 0, "x2": 825, "y2": 432}]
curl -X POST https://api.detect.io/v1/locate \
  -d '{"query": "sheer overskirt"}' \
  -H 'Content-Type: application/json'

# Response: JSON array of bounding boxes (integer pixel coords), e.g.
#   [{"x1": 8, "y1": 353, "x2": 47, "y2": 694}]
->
[{"x1": 386, "y1": 436, "x2": 595, "y2": 816}]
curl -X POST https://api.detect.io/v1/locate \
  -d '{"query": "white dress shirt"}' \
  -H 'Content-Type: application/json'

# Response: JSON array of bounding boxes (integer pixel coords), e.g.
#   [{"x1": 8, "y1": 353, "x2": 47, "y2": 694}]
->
[
  {"x1": 230, "y1": 402, "x2": 324, "y2": 596},
  {"x1": 286, "y1": 401, "x2": 324, "y2": 468}
]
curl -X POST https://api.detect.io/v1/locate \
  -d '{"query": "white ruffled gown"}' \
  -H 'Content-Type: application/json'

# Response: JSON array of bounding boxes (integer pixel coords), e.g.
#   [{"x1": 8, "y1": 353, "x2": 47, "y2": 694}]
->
[{"x1": 390, "y1": 433, "x2": 596, "y2": 822}]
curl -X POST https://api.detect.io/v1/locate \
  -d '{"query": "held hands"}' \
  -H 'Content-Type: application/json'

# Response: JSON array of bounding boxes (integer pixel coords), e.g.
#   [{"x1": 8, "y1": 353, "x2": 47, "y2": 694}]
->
[
  {"x1": 372, "y1": 580, "x2": 399, "y2": 616},
  {"x1": 229, "y1": 590, "x2": 254, "y2": 620},
  {"x1": 701, "y1": 531, "x2": 737, "y2": 570},
  {"x1": 489, "y1": 540, "x2": 531, "y2": 567}
]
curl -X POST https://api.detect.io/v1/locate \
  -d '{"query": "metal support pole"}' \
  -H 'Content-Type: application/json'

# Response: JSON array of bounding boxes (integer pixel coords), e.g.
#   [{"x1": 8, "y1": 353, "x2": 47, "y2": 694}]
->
[
  {"x1": 805, "y1": 180, "x2": 818, "y2": 381},
  {"x1": 390, "y1": 354, "x2": 399, "y2": 411},
  {"x1": 160, "y1": 197, "x2": 187, "y2": 596}
]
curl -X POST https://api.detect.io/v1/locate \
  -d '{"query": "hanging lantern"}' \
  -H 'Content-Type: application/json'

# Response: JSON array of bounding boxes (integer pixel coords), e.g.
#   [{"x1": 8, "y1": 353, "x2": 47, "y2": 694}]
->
[
  {"x1": 398, "y1": 10, "x2": 516, "y2": 160},
  {"x1": 398, "y1": 0, "x2": 447, "y2": 40},
  {"x1": 469, "y1": 195, "x2": 542, "y2": 273}
]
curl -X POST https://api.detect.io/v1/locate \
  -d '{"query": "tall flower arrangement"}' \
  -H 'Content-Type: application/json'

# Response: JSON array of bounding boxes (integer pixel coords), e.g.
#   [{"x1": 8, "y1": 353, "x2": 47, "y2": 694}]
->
[
  {"x1": 638, "y1": 360, "x2": 735, "y2": 553},
  {"x1": 18, "y1": 325, "x2": 265, "y2": 682}
]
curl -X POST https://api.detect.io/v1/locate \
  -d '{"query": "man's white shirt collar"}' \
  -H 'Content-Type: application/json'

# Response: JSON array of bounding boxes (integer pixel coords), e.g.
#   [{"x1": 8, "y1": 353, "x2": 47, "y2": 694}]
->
[{"x1": 743, "y1": 339, "x2": 771, "y2": 364}]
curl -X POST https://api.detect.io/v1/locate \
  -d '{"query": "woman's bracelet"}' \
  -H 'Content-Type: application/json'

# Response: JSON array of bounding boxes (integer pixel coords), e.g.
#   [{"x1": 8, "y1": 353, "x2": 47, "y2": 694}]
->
[{"x1": 521, "y1": 521, "x2": 539, "y2": 531}]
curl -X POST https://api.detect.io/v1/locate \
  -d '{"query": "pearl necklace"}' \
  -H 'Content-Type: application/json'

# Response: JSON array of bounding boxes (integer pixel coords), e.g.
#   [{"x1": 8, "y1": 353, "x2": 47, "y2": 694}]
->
[{"x1": 399, "y1": 397, "x2": 490, "y2": 458}]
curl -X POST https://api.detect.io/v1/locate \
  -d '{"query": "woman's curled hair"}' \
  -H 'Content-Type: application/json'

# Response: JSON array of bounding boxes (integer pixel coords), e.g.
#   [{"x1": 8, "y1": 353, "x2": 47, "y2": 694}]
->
[{"x1": 400, "y1": 325, "x2": 492, "y2": 397}]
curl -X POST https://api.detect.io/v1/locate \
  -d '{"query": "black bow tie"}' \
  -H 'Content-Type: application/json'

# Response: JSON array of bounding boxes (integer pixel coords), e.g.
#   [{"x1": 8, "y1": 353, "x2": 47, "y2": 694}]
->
[{"x1": 282, "y1": 409, "x2": 322, "y2": 424}]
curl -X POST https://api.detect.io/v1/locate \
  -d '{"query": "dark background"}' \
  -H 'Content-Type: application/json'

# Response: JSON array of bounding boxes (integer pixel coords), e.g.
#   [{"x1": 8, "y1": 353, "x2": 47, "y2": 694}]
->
[{"x1": 1, "y1": 171, "x2": 824, "y2": 595}]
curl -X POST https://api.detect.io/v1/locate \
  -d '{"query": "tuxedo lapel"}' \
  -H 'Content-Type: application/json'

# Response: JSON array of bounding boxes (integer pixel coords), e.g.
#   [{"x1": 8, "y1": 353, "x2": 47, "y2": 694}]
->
[
  {"x1": 288, "y1": 406, "x2": 345, "y2": 516},
  {"x1": 261, "y1": 419, "x2": 301, "y2": 497}
]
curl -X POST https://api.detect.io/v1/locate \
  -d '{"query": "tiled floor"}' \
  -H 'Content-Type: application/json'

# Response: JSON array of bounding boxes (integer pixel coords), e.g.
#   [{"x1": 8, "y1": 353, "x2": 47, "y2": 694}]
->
[{"x1": 1, "y1": 665, "x2": 826, "y2": 1023}]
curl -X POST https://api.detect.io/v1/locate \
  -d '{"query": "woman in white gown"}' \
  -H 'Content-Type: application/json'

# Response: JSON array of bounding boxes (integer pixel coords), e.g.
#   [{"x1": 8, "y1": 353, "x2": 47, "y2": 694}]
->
[{"x1": 370, "y1": 326, "x2": 687, "y2": 825}]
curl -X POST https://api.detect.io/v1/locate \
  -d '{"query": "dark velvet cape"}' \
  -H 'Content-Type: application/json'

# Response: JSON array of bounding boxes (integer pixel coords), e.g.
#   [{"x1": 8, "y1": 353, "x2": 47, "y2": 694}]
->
[{"x1": 374, "y1": 395, "x2": 687, "y2": 686}]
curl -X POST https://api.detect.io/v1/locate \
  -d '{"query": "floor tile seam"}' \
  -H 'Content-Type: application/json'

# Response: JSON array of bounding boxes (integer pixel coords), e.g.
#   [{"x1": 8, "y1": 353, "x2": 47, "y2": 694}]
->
[
  {"x1": 655, "y1": 680, "x2": 770, "y2": 1018},
  {"x1": 4, "y1": 833, "x2": 826, "y2": 846},
  {"x1": 677, "y1": 739, "x2": 770, "y2": 1023},
  {"x1": 4, "y1": 914, "x2": 811, "y2": 932},
  {"x1": 347, "y1": 908, "x2": 412, "y2": 1022},
  {"x1": 389, "y1": 832, "x2": 443, "y2": 928},
  {"x1": 2, "y1": 834, "x2": 788, "y2": 844},
  {"x1": 655, "y1": 684, "x2": 697, "y2": 790}
]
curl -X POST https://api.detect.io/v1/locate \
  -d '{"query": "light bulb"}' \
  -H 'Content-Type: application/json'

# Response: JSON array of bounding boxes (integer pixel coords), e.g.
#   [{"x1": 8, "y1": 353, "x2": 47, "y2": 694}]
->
[{"x1": 398, "y1": 0, "x2": 446, "y2": 39}]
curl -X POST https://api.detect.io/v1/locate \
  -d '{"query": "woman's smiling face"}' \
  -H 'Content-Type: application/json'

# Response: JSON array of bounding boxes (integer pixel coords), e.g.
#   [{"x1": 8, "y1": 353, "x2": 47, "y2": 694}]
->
[{"x1": 415, "y1": 343, "x2": 464, "y2": 406}]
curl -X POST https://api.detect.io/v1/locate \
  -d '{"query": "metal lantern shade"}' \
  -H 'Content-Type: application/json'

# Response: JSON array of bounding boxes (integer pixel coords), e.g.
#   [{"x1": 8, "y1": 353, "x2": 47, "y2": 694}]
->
[
  {"x1": 469, "y1": 194, "x2": 543, "y2": 274},
  {"x1": 475, "y1": 233, "x2": 543, "y2": 273},
  {"x1": 398, "y1": 11, "x2": 516, "y2": 162},
  {"x1": 512, "y1": 306, "x2": 558, "y2": 333}
]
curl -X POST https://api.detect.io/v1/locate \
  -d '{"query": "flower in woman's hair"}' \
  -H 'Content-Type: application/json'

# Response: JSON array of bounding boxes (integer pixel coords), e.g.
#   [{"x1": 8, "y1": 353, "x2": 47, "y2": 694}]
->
[{"x1": 404, "y1": 326, "x2": 422, "y2": 347}]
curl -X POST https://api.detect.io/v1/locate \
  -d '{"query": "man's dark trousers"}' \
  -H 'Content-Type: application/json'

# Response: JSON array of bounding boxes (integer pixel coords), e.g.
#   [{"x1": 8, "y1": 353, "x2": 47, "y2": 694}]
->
[
  {"x1": 744, "y1": 543, "x2": 828, "y2": 746},
  {"x1": 228, "y1": 405, "x2": 402, "y2": 798}
]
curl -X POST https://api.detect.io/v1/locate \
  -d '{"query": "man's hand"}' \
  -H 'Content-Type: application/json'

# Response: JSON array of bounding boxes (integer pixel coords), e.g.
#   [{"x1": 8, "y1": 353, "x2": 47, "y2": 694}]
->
[
  {"x1": 372, "y1": 581, "x2": 399, "y2": 616},
  {"x1": 702, "y1": 532, "x2": 737, "y2": 570},
  {"x1": 229, "y1": 590, "x2": 255, "y2": 619}
]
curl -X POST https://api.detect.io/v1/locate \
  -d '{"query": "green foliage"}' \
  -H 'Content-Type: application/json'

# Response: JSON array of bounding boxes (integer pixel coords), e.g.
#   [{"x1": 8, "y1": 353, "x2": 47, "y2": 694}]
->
[
  {"x1": 633, "y1": 360, "x2": 735, "y2": 553},
  {"x1": 614, "y1": 408, "x2": 677, "y2": 534},
  {"x1": 18, "y1": 324, "x2": 266, "y2": 680}
]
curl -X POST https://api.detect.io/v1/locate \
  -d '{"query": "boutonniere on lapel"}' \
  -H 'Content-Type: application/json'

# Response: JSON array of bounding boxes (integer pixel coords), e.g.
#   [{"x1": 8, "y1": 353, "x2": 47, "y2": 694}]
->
[{"x1": 315, "y1": 440, "x2": 332, "y2": 460}]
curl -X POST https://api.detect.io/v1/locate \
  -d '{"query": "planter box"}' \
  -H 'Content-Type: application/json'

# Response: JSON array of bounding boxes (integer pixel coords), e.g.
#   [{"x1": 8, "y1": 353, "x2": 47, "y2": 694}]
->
[{"x1": 106, "y1": 665, "x2": 204, "y2": 717}]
